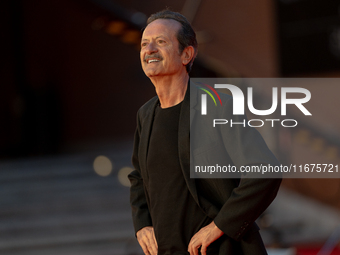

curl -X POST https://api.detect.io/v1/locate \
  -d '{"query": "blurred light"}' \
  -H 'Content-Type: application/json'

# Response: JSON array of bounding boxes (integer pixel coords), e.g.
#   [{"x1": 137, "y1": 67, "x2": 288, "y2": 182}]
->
[
  {"x1": 118, "y1": 167, "x2": 133, "y2": 187},
  {"x1": 121, "y1": 30, "x2": 141, "y2": 44},
  {"x1": 106, "y1": 21, "x2": 126, "y2": 35},
  {"x1": 93, "y1": 156, "x2": 113, "y2": 177}
]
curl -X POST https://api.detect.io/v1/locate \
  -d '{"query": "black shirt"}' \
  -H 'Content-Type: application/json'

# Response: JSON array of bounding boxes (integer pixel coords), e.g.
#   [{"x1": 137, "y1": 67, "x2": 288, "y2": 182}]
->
[{"x1": 146, "y1": 102, "x2": 217, "y2": 255}]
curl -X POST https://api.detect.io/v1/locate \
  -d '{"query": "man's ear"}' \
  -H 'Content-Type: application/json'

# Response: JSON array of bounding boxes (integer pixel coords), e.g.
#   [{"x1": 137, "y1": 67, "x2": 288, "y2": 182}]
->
[{"x1": 181, "y1": 46, "x2": 195, "y2": 65}]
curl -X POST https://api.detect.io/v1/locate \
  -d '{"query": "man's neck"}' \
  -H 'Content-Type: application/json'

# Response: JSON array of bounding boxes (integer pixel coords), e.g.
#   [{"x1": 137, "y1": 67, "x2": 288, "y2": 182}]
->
[{"x1": 150, "y1": 73, "x2": 189, "y2": 109}]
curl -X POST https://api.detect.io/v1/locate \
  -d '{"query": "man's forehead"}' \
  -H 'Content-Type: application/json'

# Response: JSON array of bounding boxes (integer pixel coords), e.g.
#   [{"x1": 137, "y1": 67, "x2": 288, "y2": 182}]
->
[{"x1": 142, "y1": 19, "x2": 181, "y2": 39}]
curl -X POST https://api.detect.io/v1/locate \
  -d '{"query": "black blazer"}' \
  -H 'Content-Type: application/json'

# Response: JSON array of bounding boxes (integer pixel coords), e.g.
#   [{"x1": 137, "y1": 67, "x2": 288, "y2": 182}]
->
[{"x1": 128, "y1": 83, "x2": 281, "y2": 255}]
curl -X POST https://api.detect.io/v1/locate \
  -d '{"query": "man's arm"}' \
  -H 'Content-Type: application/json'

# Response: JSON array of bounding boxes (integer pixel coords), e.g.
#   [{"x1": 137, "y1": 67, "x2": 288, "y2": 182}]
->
[
  {"x1": 129, "y1": 166, "x2": 158, "y2": 255},
  {"x1": 212, "y1": 97, "x2": 281, "y2": 240},
  {"x1": 128, "y1": 110, "x2": 157, "y2": 255},
  {"x1": 129, "y1": 164, "x2": 158, "y2": 255},
  {"x1": 188, "y1": 177, "x2": 281, "y2": 255},
  {"x1": 188, "y1": 95, "x2": 281, "y2": 253}
]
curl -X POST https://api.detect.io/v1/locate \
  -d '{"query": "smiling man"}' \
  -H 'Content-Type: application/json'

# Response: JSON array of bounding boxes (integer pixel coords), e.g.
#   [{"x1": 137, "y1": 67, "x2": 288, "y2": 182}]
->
[
  {"x1": 128, "y1": 10, "x2": 281, "y2": 255},
  {"x1": 140, "y1": 14, "x2": 194, "y2": 108}
]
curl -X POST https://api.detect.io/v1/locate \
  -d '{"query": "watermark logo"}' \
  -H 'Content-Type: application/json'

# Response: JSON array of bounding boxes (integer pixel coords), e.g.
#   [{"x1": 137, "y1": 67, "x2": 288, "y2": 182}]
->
[
  {"x1": 197, "y1": 82, "x2": 222, "y2": 115},
  {"x1": 198, "y1": 83, "x2": 312, "y2": 128},
  {"x1": 201, "y1": 84, "x2": 311, "y2": 116}
]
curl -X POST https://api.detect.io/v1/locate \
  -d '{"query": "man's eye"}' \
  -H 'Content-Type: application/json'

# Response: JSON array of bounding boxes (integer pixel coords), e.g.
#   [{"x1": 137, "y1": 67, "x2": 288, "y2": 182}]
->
[
  {"x1": 158, "y1": 40, "x2": 165, "y2": 44},
  {"x1": 141, "y1": 42, "x2": 147, "y2": 47}
]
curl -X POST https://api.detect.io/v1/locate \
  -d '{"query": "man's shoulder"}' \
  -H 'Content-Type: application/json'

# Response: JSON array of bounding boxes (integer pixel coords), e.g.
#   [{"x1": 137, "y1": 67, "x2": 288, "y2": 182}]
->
[{"x1": 137, "y1": 95, "x2": 158, "y2": 119}]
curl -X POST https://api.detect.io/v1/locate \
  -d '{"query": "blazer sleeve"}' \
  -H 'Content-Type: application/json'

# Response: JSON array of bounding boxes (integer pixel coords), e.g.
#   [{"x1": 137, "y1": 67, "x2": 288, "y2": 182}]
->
[
  {"x1": 128, "y1": 109, "x2": 152, "y2": 234},
  {"x1": 213, "y1": 97, "x2": 282, "y2": 241}
]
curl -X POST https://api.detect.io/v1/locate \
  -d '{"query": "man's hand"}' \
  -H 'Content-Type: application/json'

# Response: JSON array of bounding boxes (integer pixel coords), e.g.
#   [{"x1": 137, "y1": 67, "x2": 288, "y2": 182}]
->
[
  {"x1": 188, "y1": 221, "x2": 224, "y2": 255},
  {"x1": 136, "y1": 226, "x2": 158, "y2": 255}
]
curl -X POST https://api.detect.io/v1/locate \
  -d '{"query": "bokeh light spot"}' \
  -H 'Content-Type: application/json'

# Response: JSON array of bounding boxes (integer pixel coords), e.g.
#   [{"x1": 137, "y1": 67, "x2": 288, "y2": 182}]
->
[
  {"x1": 93, "y1": 155, "x2": 113, "y2": 177},
  {"x1": 118, "y1": 167, "x2": 133, "y2": 187}
]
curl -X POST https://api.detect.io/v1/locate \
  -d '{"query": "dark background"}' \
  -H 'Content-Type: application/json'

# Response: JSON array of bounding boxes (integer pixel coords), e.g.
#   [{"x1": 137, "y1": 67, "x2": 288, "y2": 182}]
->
[{"x1": 1, "y1": 0, "x2": 340, "y2": 254}]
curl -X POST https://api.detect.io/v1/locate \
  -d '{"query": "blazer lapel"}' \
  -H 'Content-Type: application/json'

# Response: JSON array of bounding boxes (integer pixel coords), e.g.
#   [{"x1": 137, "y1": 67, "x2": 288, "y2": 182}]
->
[
  {"x1": 190, "y1": 81, "x2": 198, "y2": 126},
  {"x1": 139, "y1": 97, "x2": 159, "y2": 181},
  {"x1": 178, "y1": 83, "x2": 200, "y2": 206}
]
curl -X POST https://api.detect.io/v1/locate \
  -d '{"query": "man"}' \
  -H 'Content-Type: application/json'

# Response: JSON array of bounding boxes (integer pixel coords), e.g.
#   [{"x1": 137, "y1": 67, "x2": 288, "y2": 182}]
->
[{"x1": 128, "y1": 10, "x2": 281, "y2": 255}]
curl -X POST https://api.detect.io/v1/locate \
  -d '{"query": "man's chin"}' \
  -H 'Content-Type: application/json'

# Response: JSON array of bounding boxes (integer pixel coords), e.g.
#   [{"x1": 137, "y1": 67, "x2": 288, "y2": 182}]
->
[{"x1": 145, "y1": 70, "x2": 161, "y2": 78}]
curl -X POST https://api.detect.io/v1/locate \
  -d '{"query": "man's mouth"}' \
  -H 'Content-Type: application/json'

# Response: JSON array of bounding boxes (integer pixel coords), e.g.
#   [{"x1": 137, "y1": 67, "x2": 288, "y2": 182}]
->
[
  {"x1": 147, "y1": 59, "x2": 160, "y2": 64},
  {"x1": 145, "y1": 55, "x2": 162, "y2": 64}
]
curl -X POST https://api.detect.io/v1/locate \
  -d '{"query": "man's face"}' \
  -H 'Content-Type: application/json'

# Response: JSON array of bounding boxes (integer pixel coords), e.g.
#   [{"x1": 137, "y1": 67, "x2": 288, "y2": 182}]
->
[{"x1": 140, "y1": 19, "x2": 185, "y2": 78}]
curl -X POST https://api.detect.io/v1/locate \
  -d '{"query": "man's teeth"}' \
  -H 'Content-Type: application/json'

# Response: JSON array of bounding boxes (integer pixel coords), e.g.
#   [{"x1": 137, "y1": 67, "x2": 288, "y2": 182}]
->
[{"x1": 148, "y1": 59, "x2": 159, "y2": 63}]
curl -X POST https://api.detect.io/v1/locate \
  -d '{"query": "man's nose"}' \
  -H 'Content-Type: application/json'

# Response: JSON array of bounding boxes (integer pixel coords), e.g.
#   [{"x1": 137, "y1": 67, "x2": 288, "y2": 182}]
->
[{"x1": 145, "y1": 42, "x2": 158, "y2": 54}]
